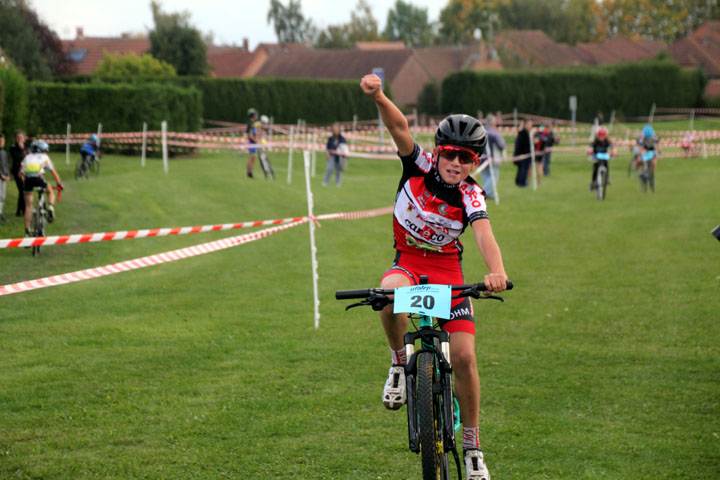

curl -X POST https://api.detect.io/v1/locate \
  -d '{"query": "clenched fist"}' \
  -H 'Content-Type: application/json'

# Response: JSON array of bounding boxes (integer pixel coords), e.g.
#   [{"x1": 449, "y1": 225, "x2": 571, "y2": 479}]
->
[{"x1": 360, "y1": 74, "x2": 383, "y2": 100}]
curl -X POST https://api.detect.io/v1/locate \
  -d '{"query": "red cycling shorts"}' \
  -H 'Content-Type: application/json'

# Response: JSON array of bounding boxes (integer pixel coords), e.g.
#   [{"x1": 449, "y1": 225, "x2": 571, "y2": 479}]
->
[{"x1": 382, "y1": 250, "x2": 475, "y2": 335}]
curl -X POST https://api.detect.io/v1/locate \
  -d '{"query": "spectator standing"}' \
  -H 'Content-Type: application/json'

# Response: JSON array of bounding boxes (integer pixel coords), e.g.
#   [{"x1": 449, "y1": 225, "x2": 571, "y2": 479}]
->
[
  {"x1": 9, "y1": 130, "x2": 28, "y2": 216},
  {"x1": 0, "y1": 134, "x2": 9, "y2": 222},
  {"x1": 513, "y1": 120, "x2": 533, "y2": 187},
  {"x1": 533, "y1": 125, "x2": 547, "y2": 186},
  {"x1": 543, "y1": 123, "x2": 559, "y2": 176},
  {"x1": 481, "y1": 114, "x2": 505, "y2": 200},
  {"x1": 323, "y1": 123, "x2": 348, "y2": 187},
  {"x1": 246, "y1": 108, "x2": 261, "y2": 179}
]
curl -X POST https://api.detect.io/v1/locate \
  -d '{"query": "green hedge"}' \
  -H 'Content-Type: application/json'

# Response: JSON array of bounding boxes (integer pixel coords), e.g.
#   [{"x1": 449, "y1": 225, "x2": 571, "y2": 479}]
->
[
  {"x1": 28, "y1": 82, "x2": 202, "y2": 134},
  {"x1": 56, "y1": 75, "x2": 383, "y2": 124},
  {"x1": 0, "y1": 66, "x2": 29, "y2": 141},
  {"x1": 442, "y1": 60, "x2": 705, "y2": 122}
]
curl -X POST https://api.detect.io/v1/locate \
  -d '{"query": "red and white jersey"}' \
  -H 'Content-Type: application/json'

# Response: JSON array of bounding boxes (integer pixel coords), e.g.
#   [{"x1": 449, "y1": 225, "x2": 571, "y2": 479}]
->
[{"x1": 392, "y1": 144, "x2": 488, "y2": 257}]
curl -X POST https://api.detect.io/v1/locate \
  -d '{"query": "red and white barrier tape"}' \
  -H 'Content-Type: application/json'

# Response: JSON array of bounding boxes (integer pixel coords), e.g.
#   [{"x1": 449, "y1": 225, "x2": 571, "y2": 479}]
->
[
  {"x1": 0, "y1": 216, "x2": 307, "y2": 249},
  {"x1": 0, "y1": 219, "x2": 308, "y2": 296},
  {"x1": 0, "y1": 205, "x2": 395, "y2": 296}
]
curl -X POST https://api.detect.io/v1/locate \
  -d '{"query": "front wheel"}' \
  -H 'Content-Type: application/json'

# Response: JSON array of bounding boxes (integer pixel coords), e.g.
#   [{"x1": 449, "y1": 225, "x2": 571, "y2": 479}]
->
[
  {"x1": 89, "y1": 159, "x2": 100, "y2": 177},
  {"x1": 417, "y1": 352, "x2": 449, "y2": 480},
  {"x1": 74, "y1": 158, "x2": 85, "y2": 180},
  {"x1": 31, "y1": 209, "x2": 44, "y2": 257},
  {"x1": 596, "y1": 168, "x2": 606, "y2": 200}
]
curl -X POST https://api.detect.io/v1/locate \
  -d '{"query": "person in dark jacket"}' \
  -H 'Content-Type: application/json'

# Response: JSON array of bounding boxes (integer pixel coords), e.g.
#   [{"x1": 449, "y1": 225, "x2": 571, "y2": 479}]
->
[
  {"x1": 513, "y1": 120, "x2": 533, "y2": 187},
  {"x1": 0, "y1": 134, "x2": 10, "y2": 222},
  {"x1": 9, "y1": 130, "x2": 28, "y2": 216}
]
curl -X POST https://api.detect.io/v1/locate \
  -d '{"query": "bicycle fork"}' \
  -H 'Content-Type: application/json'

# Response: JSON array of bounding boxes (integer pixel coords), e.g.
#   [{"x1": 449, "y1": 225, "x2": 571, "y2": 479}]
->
[{"x1": 404, "y1": 328, "x2": 456, "y2": 453}]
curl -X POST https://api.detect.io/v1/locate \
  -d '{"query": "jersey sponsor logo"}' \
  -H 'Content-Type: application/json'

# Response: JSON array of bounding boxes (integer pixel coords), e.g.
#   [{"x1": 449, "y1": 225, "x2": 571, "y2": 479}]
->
[
  {"x1": 404, "y1": 218, "x2": 446, "y2": 243},
  {"x1": 438, "y1": 203, "x2": 448, "y2": 215},
  {"x1": 449, "y1": 306, "x2": 472, "y2": 320}
]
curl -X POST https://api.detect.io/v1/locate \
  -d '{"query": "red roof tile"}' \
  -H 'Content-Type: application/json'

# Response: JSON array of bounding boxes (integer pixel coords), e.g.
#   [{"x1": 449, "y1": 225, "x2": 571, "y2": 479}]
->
[
  {"x1": 206, "y1": 46, "x2": 257, "y2": 77},
  {"x1": 669, "y1": 22, "x2": 720, "y2": 78},
  {"x1": 62, "y1": 37, "x2": 150, "y2": 74},
  {"x1": 495, "y1": 31, "x2": 588, "y2": 67}
]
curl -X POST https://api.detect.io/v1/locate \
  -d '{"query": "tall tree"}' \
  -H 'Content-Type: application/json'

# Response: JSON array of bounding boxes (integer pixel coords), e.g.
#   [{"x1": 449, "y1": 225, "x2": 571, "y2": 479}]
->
[
  {"x1": 591, "y1": 0, "x2": 719, "y2": 42},
  {"x1": 148, "y1": 1, "x2": 209, "y2": 75},
  {"x1": 437, "y1": 0, "x2": 494, "y2": 45},
  {"x1": 314, "y1": 0, "x2": 382, "y2": 48},
  {"x1": 0, "y1": 0, "x2": 71, "y2": 80},
  {"x1": 383, "y1": 0, "x2": 435, "y2": 46},
  {"x1": 267, "y1": 0, "x2": 316, "y2": 44}
]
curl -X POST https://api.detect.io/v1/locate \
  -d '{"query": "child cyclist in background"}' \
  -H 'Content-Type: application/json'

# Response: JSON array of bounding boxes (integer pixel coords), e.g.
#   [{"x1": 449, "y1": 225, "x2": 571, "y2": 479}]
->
[
  {"x1": 588, "y1": 126, "x2": 616, "y2": 190},
  {"x1": 80, "y1": 134, "x2": 100, "y2": 165},
  {"x1": 361, "y1": 73, "x2": 508, "y2": 480}
]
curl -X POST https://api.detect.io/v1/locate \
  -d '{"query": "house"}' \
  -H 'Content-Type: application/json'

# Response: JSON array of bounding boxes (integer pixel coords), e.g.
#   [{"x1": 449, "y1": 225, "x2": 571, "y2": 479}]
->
[
  {"x1": 253, "y1": 44, "x2": 499, "y2": 107},
  {"x1": 63, "y1": 28, "x2": 150, "y2": 75},
  {"x1": 669, "y1": 22, "x2": 720, "y2": 98},
  {"x1": 494, "y1": 30, "x2": 589, "y2": 68},
  {"x1": 575, "y1": 36, "x2": 665, "y2": 65}
]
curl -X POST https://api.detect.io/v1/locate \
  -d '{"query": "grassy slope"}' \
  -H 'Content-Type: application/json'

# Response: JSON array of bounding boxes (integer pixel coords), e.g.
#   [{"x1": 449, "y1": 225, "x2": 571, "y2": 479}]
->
[{"x1": 0, "y1": 141, "x2": 718, "y2": 479}]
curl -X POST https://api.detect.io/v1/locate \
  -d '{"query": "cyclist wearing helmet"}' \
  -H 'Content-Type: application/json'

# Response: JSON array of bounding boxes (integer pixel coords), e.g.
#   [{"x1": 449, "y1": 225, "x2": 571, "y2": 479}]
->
[
  {"x1": 20, "y1": 140, "x2": 64, "y2": 235},
  {"x1": 246, "y1": 108, "x2": 261, "y2": 178},
  {"x1": 80, "y1": 134, "x2": 100, "y2": 166},
  {"x1": 587, "y1": 127, "x2": 616, "y2": 190},
  {"x1": 637, "y1": 124, "x2": 660, "y2": 169},
  {"x1": 361, "y1": 73, "x2": 507, "y2": 480}
]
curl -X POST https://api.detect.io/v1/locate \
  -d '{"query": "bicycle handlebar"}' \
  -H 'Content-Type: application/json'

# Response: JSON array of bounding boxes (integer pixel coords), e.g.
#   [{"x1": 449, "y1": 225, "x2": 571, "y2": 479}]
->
[{"x1": 335, "y1": 281, "x2": 513, "y2": 300}]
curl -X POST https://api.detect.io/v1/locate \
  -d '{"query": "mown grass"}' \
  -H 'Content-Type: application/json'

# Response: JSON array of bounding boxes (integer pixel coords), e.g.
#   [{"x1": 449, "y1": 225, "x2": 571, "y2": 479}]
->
[{"x1": 0, "y1": 135, "x2": 718, "y2": 479}]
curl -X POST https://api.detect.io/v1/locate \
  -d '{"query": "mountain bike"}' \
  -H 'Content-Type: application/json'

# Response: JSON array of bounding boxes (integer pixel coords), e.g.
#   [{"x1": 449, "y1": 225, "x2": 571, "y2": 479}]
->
[
  {"x1": 591, "y1": 152, "x2": 611, "y2": 200},
  {"x1": 74, "y1": 154, "x2": 100, "y2": 180},
  {"x1": 29, "y1": 185, "x2": 62, "y2": 257},
  {"x1": 638, "y1": 150, "x2": 655, "y2": 193},
  {"x1": 336, "y1": 276, "x2": 513, "y2": 480},
  {"x1": 258, "y1": 148, "x2": 275, "y2": 180}
]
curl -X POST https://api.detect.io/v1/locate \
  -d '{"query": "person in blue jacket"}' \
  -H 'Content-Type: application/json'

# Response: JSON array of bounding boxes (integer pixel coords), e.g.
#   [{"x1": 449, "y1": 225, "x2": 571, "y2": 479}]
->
[{"x1": 80, "y1": 134, "x2": 100, "y2": 165}]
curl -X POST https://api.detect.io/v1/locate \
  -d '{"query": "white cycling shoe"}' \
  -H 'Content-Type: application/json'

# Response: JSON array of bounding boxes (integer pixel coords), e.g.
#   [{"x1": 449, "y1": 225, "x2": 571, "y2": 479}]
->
[
  {"x1": 464, "y1": 449, "x2": 490, "y2": 480},
  {"x1": 382, "y1": 365, "x2": 406, "y2": 410}
]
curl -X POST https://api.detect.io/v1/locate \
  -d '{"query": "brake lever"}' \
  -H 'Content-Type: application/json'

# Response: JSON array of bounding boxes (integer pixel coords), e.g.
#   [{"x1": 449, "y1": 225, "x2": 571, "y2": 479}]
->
[
  {"x1": 457, "y1": 288, "x2": 505, "y2": 302},
  {"x1": 344, "y1": 295, "x2": 393, "y2": 311}
]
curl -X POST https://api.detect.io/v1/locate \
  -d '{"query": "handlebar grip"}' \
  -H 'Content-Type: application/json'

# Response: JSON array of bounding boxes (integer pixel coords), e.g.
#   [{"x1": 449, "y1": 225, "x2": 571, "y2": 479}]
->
[
  {"x1": 506, "y1": 281, "x2": 514, "y2": 290},
  {"x1": 335, "y1": 289, "x2": 371, "y2": 300}
]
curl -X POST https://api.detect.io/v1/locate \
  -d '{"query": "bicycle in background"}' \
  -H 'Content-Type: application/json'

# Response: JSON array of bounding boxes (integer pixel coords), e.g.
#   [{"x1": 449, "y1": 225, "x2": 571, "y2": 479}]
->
[
  {"x1": 590, "y1": 151, "x2": 612, "y2": 200},
  {"x1": 74, "y1": 153, "x2": 100, "y2": 180},
  {"x1": 638, "y1": 150, "x2": 656, "y2": 193},
  {"x1": 29, "y1": 185, "x2": 62, "y2": 257},
  {"x1": 336, "y1": 276, "x2": 512, "y2": 480}
]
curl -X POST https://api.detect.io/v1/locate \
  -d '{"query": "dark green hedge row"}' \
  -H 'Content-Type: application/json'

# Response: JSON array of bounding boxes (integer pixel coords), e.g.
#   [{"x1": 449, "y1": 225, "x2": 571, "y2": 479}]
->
[
  {"x1": 0, "y1": 66, "x2": 29, "y2": 141},
  {"x1": 56, "y1": 75, "x2": 383, "y2": 124},
  {"x1": 28, "y1": 82, "x2": 202, "y2": 134},
  {"x1": 441, "y1": 61, "x2": 705, "y2": 122}
]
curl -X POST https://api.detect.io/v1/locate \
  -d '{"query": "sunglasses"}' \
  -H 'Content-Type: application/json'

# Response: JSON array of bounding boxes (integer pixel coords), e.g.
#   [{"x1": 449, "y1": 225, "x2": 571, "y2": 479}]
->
[{"x1": 435, "y1": 145, "x2": 478, "y2": 164}]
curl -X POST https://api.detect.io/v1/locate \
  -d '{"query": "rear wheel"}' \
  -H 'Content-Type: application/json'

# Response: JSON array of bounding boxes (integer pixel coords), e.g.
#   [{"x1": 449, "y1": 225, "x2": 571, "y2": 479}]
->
[
  {"x1": 31, "y1": 208, "x2": 44, "y2": 257},
  {"x1": 648, "y1": 163, "x2": 655, "y2": 193},
  {"x1": 418, "y1": 352, "x2": 448, "y2": 480}
]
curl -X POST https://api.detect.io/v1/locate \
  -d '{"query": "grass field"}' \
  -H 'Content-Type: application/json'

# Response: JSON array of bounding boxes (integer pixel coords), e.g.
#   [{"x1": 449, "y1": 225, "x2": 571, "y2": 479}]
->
[{"x1": 1, "y1": 135, "x2": 718, "y2": 479}]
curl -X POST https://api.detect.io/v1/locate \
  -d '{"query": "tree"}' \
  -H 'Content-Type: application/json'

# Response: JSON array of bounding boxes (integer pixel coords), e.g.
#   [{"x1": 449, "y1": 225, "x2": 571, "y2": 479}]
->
[
  {"x1": 267, "y1": 0, "x2": 316, "y2": 44},
  {"x1": 437, "y1": 0, "x2": 493, "y2": 45},
  {"x1": 383, "y1": 0, "x2": 435, "y2": 46},
  {"x1": 148, "y1": 1, "x2": 209, "y2": 75},
  {"x1": 0, "y1": 0, "x2": 72, "y2": 80},
  {"x1": 314, "y1": 0, "x2": 381, "y2": 48},
  {"x1": 591, "y1": 0, "x2": 720, "y2": 42},
  {"x1": 94, "y1": 51, "x2": 176, "y2": 78}
]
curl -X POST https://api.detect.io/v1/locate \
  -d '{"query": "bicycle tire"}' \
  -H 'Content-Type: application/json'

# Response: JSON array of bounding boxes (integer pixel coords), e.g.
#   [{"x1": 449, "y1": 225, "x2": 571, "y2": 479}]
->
[
  {"x1": 648, "y1": 163, "x2": 655, "y2": 193},
  {"x1": 74, "y1": 158, "x2": 85, "y2": 180},
  {"x1": 418, "y1": 351, "x2": 447, "y2": 480},
  {"x1": 31, "y1": 208, "x2": 43, "y2": 257},
  {"x1": 596, "y1": 168, "x2": 605, "y2": 200},
  {"x1": 90, "y1": 159, "x2": 100, "y2": 177}
]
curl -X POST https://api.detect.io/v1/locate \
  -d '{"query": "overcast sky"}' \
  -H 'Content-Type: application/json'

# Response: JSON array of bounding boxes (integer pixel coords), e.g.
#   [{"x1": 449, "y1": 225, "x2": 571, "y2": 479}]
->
[{"x1": 30, "y1": 0, "x2": 444, "y2": 50}]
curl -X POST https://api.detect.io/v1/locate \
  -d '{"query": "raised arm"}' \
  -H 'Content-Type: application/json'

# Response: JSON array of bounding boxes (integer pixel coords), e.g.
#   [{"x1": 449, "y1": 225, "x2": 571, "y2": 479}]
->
[{"x1": 360, "y1": 74, "x2": 414, "y2": 156}]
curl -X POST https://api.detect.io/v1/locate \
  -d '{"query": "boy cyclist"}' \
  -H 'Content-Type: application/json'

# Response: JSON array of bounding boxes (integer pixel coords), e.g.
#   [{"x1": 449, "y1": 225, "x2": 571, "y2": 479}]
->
[
  {"x1": 361, "y1": 73, "x2": 508, "y2": 480},
  {"x1": 20, "y1": 140, "x2": 64, "y2": 235},
  {"x1": 80, "y1": 134, "x2": 101, "y2": 166},
  {"x1": 588, "y1": 127, "x2": 616, "y2": 190}
]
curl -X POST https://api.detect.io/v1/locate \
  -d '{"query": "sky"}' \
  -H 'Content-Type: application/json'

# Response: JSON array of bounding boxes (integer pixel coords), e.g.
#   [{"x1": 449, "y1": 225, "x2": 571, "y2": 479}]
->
[{"x1": 30, "y1": 0, "x2": 444, "y2": 50}]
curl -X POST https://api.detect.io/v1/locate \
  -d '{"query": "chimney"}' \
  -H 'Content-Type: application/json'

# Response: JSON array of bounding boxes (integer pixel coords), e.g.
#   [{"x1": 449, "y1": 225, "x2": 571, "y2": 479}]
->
[
  {"x1": 76, "y1": 27, "x2": 84, "y2": 40},
  {"x1": 243, "y1": 38, "x2": 249, "y2": 51}
]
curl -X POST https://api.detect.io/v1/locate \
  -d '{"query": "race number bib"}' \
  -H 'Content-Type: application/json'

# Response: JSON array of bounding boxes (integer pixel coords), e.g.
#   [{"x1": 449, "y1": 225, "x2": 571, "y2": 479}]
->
[{"x1": 394, "y1": 284, "x2": 451, "y2": 318}]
